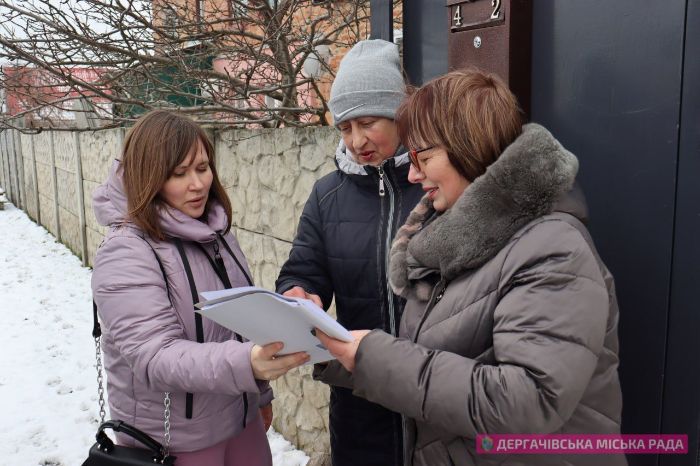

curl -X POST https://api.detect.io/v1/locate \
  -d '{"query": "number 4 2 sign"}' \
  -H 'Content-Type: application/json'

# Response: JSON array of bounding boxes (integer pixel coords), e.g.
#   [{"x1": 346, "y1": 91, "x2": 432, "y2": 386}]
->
[{"x1": 451, "y1": 0, "x2": 503, "y2": 31}]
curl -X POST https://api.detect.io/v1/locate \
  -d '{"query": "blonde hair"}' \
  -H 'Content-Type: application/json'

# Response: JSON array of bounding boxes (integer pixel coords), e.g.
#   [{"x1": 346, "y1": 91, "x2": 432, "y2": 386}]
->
[
  {"x1": 396, "y1": 69, "x2": 523, "y2": 181},
  {"x1": 120, "y1": 110, "x2": 231, "y2": 240}
]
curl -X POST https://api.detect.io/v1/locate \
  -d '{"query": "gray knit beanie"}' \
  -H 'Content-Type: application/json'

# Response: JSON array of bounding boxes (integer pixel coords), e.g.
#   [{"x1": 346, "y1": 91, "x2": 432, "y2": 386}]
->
[{"x1": 329, "y1": 39, "x2": 405, "y2": 125}]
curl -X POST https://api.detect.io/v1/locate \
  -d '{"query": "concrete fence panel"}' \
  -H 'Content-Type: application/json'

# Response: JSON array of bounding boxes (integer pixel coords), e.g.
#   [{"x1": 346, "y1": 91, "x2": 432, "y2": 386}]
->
[
  {"x1": 20, "y1": 133, "x2": 38, "y2": 221},
  {"x1": 1, "y1": 131, "x2": 10, "y2": 200},
  {"x1": 2, "y1": 129, "x2": 21, "y2": 206},
  {"x1": 11, "y1": 130, "x2": 26, "y2": 209},
  {"x1": 0, "y1": 130, "x2": 8, "y2": 196},
  {"x1": 79, "y1": 129, "x2": 122, "y2": 265},
  {"x1": 52, "y1": 132, "x2": 82, "y2": 256},
  {"x1": 32, "y1": 132, "x2": 58, "y2": 237}
]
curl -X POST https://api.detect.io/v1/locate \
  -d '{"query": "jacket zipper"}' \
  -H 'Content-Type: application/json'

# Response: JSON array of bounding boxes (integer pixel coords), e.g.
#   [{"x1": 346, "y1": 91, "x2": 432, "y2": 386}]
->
[
  {"x1": 212, "y1": 240, "x2": 226, "y2": 273},
  {"x1": 378, "y1": 163, "x2": 396, "y2": 336},
  {"x1": 380, "y1": 162, "x2": 404, "y2": 465},
  {"x1": 378, "y1": 165, "x2": 386, "y2": 197}
]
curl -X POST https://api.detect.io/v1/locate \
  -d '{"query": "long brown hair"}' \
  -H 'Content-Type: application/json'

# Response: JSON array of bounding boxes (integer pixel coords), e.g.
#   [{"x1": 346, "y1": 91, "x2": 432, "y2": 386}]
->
[
  {"x1": 396, "y1": 69, "x2": 523, "y2": 181},
  {"x1": 120, "y1": 110, "x2": 232, "y2": 240}
]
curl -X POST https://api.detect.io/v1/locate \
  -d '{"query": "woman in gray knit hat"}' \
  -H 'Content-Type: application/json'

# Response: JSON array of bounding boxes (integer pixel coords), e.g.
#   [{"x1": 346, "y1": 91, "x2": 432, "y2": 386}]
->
[{"x1": 276, "y1": 40, "x2": 424, "y2": 466}]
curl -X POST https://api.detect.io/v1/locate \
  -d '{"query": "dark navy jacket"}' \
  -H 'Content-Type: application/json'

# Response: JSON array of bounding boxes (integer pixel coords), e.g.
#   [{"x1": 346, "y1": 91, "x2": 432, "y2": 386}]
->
[{"x1": 276, "y1": 142, "x2": 424, "y2": 466}]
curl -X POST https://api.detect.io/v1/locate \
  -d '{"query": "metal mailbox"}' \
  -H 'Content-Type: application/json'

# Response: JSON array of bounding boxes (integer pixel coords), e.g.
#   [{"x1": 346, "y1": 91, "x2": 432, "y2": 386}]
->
[{"x1": 446, "y1": 0, "x2": 532, "y2": 117}]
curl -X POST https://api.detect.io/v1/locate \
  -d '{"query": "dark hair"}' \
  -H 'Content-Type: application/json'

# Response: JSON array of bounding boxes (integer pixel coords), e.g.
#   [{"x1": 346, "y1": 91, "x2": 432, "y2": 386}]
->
[
  {"x1": 120, "y1": 110, "x2": 232, "y2": 240},
  {"x1": 396, "y1": 68, "x2": 523, "y2": 181}
]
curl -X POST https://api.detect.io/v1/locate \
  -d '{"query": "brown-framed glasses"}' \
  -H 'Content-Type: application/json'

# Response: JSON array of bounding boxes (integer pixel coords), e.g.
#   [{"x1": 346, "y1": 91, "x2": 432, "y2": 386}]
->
[{"x1": 408, "y1": 146, "x2": 435, "y2": 170}]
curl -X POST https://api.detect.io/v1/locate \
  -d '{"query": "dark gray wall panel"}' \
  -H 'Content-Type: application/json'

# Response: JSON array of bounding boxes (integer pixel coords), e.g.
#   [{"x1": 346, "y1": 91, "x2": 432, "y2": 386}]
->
[
  {"x1": 661, "y1": 0, "x2": 700, "y2": 464},
  {"x1": 370, "y1": 0, "x2": 394, "y2": 42},
  {"x1": 531, "y1": 3, "x2": 687, "y2": 465},
  {"x1": 403, "y1": 0, "x2": 448, "y2": 85}
]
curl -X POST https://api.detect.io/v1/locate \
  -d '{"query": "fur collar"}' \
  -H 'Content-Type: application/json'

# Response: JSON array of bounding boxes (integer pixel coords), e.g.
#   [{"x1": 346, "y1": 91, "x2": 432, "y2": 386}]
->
[{"x1": 389, "y1": 123, "x2": 579, "y2": 298}]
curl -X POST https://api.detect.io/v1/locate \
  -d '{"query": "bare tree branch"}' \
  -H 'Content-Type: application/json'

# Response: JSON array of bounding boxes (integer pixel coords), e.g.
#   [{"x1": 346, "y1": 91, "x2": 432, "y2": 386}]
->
[{"x1": 0, "y1": 0, "x2": 372, "y2": 130}]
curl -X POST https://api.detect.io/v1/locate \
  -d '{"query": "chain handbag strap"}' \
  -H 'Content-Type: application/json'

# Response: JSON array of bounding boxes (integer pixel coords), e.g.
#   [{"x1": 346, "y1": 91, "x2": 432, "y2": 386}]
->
[
  {"x1": 94, "y1": 335, "x2": 107, "y2": 424},
  {"x1": 163, "y1": 392, "x2": 172, "y2": 456},
  {"x1": 93, "y1": 324, "x2": 171, "y2": 453}
]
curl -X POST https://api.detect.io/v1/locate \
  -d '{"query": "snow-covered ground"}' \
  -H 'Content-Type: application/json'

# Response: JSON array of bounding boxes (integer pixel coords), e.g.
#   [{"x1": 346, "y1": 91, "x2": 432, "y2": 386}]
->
[{"x1": 0, "y1": 203, "x2": 309, "y2": 466}]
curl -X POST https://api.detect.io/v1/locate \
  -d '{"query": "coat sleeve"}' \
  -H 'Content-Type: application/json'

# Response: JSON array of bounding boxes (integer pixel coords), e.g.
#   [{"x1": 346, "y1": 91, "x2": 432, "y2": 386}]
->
[
  {"x1": 352, "y1": 221, "x2": 609, "y2": 438},
  {"x1": 312, "y1": 361, "x2": 354, "y2": 389},
  {"x1": 92, "y1": 234, "x2": 262, "y2": 396},
  {"x1": 275, "y1": 181, "x2": 334, "y2": 309}
]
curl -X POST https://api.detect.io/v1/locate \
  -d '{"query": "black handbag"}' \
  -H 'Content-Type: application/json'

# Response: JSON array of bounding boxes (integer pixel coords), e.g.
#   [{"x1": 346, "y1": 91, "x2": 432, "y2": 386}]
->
[{"x1": 82, "y1": 420, "x2": 176, "y2": 466}]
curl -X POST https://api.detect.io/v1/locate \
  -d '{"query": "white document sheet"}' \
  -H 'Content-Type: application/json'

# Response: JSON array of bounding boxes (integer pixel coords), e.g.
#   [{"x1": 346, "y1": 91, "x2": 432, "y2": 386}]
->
[{"x1": 197, "y1": 286, "x2": 353, "y2": 364}]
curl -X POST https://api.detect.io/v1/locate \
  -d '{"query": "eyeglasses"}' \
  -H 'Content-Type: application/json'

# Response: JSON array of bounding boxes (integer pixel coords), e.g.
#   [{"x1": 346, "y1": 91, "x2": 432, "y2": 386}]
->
[{"x1": 408, "y1": 146, "x2": 435, "y2": 170}]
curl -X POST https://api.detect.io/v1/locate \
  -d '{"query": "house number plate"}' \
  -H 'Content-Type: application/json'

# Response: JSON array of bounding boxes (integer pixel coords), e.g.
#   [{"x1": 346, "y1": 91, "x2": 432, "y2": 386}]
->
[{"x1": 451, "y1": 0, "x2": 505, "y2": 32}]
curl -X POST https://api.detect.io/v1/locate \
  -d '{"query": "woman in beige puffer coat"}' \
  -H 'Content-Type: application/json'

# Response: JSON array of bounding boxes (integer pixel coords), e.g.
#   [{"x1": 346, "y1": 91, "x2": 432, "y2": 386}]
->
[{"x1": 316, "y1": 70, "x2": 626, "y2": 466}]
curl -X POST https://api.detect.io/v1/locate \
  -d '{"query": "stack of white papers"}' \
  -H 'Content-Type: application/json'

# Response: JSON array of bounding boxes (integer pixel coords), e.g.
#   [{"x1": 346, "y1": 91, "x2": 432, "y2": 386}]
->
[{"x1": 197, "y1": 286, "x2": 352, "y2": 364}]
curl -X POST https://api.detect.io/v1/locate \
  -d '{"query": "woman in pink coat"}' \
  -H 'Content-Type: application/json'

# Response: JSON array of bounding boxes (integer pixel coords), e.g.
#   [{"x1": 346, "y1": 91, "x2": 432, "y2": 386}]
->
[{"x1": 91, "y1": 110, "x2": 309, "y2": 466}]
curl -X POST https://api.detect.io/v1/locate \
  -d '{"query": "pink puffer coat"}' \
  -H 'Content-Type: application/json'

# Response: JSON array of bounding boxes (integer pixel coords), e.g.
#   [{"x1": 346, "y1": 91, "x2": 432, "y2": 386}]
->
[{"x1": 91, "y1": 160, "x2": 272, "y2": 452}]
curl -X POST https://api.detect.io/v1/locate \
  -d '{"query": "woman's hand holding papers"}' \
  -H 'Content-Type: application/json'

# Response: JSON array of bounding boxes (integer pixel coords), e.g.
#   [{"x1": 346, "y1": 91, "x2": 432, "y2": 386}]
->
[
  {"x1": 251, "y1": 341, "x2": 310, "y2": 381},
  {"x1": 315, "y1": 329, "x2": 371, "y2": 372},
  {"x1": 282, "y1": 286, "x2": 323, "y2": 308}
]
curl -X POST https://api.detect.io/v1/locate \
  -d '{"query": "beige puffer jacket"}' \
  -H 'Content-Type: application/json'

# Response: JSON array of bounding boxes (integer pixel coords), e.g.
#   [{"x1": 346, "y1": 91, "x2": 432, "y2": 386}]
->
[{"x1": 350, "y1": 124, "x2": 626, "y2": 466}]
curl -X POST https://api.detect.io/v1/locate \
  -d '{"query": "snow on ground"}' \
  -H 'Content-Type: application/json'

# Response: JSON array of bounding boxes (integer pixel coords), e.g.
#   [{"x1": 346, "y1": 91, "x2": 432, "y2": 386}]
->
[{"x1": 0, "y1": 203, "x2": 309, "y2": 466}]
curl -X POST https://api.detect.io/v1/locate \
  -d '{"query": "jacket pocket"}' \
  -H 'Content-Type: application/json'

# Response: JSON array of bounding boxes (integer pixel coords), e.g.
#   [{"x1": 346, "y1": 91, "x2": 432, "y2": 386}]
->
[
  {"x1": 446, "y1": 437, "x2": 480, "y2": 466},
  {"x1": 413, "y1": 439, "x2": 457, "y2": 466}
]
